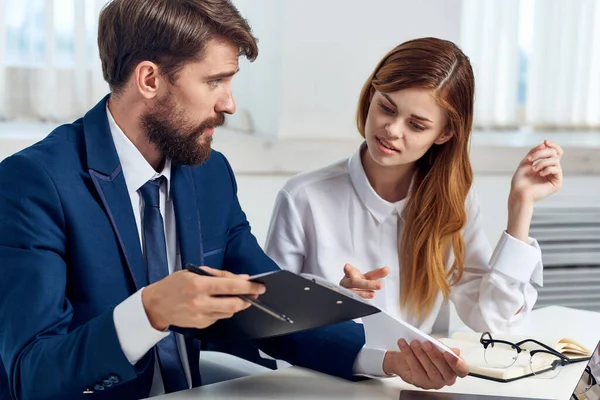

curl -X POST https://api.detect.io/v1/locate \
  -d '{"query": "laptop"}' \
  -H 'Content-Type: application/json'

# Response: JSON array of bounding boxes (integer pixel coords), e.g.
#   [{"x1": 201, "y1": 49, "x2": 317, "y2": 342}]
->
[{"x1": 400, "y1": 340, "x2": 600, "y2": 400}]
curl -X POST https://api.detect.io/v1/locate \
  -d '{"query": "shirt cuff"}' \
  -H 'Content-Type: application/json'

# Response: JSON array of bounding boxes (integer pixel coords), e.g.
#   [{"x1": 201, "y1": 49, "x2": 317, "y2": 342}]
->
[
  {"x1": 489, "y1": 231, "x2": 543, "y2": 286},
  {"x1": 113, "y1": 288, "x2": 169, "y2": 365},
  {"x1": 352, "y1": 346, "x2": 390, "y2": 377}
]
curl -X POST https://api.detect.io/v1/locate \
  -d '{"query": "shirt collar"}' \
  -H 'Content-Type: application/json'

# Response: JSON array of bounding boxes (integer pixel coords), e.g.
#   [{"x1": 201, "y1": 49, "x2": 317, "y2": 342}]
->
[
  {"x1": 348, "y1": 142, "x2": 410, "y2": 223},
  {"x1": 106, "y1": 105, "x2": 172, "y2": 198}
]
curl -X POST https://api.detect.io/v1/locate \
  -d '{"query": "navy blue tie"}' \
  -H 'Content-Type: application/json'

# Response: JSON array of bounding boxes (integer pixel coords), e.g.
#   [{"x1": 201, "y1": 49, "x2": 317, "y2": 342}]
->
[{"x1": 140, "y1": 177, "x2": 189, "y2": 393}]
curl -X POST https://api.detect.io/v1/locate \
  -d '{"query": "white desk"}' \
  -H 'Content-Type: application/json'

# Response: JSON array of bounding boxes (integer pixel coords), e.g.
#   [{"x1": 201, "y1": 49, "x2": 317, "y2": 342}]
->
[{"x1": 154, "y1": 306, "x2": 600, "y2": 399}]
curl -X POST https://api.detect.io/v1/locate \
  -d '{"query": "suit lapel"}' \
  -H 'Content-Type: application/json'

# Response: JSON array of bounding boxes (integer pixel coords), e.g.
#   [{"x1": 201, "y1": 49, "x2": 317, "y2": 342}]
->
[
  {"x1": 89, "y1": 168, "x2": 148, "y2": 289},
  {"x1": 171, "y1": 165, "x2": 204, "y2": 268},
  {"x1": 84, "y1": 96, "x2": 147, "y2": 290}
]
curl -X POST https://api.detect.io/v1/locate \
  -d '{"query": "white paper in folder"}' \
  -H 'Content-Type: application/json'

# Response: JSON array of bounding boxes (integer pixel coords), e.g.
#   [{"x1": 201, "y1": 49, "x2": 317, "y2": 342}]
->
[
  {"x1": 362, "y1": 309, "x2": 460, "y2": 360},
  {"x1": 299, "y1": 273, "x2": 459, "y2": 359}
]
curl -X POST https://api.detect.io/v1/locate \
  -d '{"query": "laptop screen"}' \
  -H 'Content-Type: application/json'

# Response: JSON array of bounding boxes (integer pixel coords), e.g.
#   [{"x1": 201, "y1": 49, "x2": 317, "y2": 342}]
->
[{"x1": 571, "y1": 340, "x2": 600, "y2": 400}]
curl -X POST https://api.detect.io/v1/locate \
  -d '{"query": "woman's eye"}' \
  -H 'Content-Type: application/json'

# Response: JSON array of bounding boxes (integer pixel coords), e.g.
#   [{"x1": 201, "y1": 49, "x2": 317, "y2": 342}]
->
[
  {"x1": 409, "y1": 121, "x2": 425, "y2": 132},
  {"x1": 378, "y1": 102, "x2": 394, "y2": 114}
]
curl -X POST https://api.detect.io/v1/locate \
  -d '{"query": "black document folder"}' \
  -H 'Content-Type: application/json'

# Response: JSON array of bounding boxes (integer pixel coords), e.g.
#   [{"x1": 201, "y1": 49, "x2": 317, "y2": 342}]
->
[{"x1": 170, "y1": 270, "x2": 380, "y2": 341}]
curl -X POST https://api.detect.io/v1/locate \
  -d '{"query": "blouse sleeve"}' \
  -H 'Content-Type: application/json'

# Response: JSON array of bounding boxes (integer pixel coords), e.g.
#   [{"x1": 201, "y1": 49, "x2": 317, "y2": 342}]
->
[{"x1": 449, "y1": 190, "x2": 543, "y2": 333}]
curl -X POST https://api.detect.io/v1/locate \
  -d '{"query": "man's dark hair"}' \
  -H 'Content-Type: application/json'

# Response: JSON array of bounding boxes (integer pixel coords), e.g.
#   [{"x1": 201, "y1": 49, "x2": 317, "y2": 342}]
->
[{"x1": 98, "y1": 0, "x2": 258, "y2": 93}]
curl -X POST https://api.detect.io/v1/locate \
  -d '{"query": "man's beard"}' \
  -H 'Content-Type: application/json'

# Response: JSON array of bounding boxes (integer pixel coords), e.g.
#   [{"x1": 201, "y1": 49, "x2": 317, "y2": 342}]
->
[{"x1": 141, "y1": 96, "x2": 225, "y2": 166}]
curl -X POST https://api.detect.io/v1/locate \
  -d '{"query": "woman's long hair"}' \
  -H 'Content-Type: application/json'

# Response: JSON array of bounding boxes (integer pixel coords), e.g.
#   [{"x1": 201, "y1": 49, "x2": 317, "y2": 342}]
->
[{"x1": 356, "y1": 37, "x2": 475, "y2": 320}]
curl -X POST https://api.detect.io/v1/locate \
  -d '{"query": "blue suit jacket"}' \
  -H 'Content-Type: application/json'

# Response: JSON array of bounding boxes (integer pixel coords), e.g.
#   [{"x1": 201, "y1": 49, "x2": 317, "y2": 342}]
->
[{"x1": 0, "y1": 97, "x2": 366, "y2": 400}]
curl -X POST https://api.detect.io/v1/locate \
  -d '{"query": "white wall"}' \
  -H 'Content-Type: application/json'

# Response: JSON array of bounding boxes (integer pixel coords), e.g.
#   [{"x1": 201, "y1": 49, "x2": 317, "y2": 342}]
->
[
  {"x1": 226, "y1": 0, "x2": 285, "y2": 136},
  {"x1": 229, "y1": 0, "x2": 463, "y2": 138}
]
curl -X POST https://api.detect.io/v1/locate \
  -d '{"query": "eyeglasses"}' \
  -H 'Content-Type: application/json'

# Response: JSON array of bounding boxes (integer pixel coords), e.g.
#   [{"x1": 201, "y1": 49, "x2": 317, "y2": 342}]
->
[
  {"x1": 573, "y1": 365, "x2": 597, "y2": 397},
  {"x1": 480, "y1": 332, "x2": 571, "y2": 379}
]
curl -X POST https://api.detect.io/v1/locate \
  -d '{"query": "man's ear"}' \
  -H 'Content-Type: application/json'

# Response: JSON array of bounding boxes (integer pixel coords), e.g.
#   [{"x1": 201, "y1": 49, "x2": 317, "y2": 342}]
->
[
  {"x1": 434, "y1": 129, "x2": 454, "y2": 145},
  {"x1": 134, "y1": 61, "x2": 162, "y2": 100}
]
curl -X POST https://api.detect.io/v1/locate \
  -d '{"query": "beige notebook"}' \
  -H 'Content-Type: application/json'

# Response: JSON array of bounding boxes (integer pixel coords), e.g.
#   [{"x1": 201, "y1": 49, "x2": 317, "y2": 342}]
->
[{"x1": 439, "y1": 331, "x2": 592, "y2": 382}]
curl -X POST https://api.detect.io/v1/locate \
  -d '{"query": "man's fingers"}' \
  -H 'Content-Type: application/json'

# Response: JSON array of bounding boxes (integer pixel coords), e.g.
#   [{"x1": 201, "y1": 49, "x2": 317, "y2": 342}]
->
[
  {"x1": 204, "y1": 277, "x2": 266, "y2": 296},
  {"x1": 195, "y1": 267, "x2": 263, "y2": 294},
  {"x1": 206, "y1": 297, "x2": 251, "y2": 316},
  {"x1": 200, "y1": 266, "x2": 229, "y2": 277},
  {"x1": 363, "y1": 266, "x2": 390, "y2": 280},
  {"x1": 200, "y1": 266, "x2": 250, "y2": 279}
]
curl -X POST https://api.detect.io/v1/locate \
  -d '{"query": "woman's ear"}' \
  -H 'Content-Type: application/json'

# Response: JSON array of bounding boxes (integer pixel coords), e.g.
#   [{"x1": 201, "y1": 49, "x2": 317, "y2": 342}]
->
[{"x1": 434, "y1": 129, "x2": 454, "y2": 145}]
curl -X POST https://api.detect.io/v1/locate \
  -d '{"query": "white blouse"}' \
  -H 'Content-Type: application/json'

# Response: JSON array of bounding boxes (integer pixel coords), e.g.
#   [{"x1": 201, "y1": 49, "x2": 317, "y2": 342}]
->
[{"x1": 265, "y1": 145, "x2": 544, "y2": 334}]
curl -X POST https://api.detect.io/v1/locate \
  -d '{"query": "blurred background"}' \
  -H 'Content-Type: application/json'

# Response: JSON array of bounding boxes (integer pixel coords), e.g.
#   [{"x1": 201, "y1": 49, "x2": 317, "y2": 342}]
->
[{"x1": 0, "y1": 0, "x2": 599, "y2": 318}]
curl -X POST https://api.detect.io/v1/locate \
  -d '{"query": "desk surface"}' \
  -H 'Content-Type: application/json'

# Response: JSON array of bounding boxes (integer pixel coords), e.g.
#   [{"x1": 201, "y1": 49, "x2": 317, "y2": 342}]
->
[{"x1": 155, "y1": 306, "x2": 600, "y2": 400}]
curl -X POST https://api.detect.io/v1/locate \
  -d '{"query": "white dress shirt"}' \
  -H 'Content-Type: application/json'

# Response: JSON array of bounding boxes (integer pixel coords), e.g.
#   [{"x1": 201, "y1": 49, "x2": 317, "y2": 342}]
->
[
  {"x1": 265, "y1": 144, "x2": 544, "y2": 374},
  {"x1": 107, "y1": 107, "x2": 192, "y2": 397}
]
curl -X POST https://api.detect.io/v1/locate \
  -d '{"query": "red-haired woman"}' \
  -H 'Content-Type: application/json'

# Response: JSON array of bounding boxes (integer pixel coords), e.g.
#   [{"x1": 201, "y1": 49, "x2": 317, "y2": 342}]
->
[{"x1": 265, "y1": 37, "x2": 563, "y2": 386}]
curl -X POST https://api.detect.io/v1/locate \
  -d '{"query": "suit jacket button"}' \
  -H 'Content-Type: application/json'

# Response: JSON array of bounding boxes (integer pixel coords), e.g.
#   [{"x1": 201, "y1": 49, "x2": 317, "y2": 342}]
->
[
  {"x1": 94, "y1": 384, "x2": 105, "y2": 391},
  {"x1": 109, "y1": 375, "x2": 120, "y2": 384},
  {"x1": 102, "y1": 379, "x2": 113, "y2": 387}
]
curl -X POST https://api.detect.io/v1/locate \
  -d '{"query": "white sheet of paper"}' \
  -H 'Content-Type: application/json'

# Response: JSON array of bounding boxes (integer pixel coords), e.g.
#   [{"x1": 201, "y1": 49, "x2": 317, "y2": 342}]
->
[
  {"x1": 362, "y1": 308, "x2": 460, "y2": 359},
  {"x1": 299, "y1": 272, "x2": 459, "y2": 359}
]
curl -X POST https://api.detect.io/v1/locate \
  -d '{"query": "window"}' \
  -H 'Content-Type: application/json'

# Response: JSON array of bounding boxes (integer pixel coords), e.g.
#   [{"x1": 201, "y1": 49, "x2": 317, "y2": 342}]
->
[
  {"x1": 5, "y1": 0, "x2": 102, "y2": 68},
  {"x1": 0, "y1": 0, "x2": 108, "y2": 121},
  {"x1": 517, "y1": 0, "x2": 535, "y2": 110},
  {"x1": 462, "y1": 0, "x2": 600, "y2": 130}
]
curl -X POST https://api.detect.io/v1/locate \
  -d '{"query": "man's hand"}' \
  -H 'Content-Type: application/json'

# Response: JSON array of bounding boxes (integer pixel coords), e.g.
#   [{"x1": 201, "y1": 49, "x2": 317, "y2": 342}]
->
[
  {"x1": 339, "y1": 263, "x2": 389, "y2": 299},
  {"x1": 382, "y1": 339, "x2": 469, "y2": 389},
  {"x1": 142, "y1": 266, "x2": 266, "y2": 331}
]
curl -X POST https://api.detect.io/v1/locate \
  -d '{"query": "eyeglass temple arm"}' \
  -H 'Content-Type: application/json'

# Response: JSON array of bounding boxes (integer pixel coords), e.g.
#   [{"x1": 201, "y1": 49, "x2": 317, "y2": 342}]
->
[
  {"x1": 483, "y1": 338, "x2": 520, "y2": 349},
  {"x1": 480, "y1": 333, "x2": 519, "y2": 349},
  {"x1": 515, "y1": 338, "x2": 568, "y2": 359}
]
